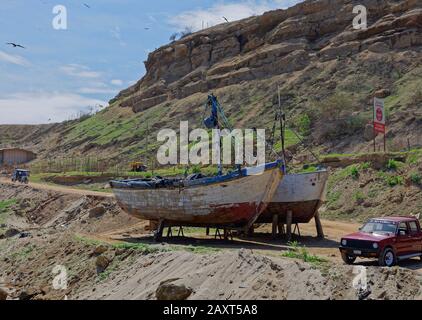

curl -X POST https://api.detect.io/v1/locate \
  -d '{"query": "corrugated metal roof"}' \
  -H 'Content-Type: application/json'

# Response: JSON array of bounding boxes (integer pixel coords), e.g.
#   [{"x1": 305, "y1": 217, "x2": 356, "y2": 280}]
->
[{"x1": 0, "y1": 148, "x2": 36, "y2": 155}]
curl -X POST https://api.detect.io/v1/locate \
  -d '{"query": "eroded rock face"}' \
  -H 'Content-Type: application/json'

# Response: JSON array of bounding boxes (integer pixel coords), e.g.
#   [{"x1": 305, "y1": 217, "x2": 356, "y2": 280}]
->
[{"x1": 113, "y1": 0, "x2": 422, "y2": 113}]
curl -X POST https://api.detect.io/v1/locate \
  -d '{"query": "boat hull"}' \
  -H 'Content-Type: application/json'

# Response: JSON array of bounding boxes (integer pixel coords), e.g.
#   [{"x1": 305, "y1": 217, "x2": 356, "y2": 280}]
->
[
  {"x1": 257, "y1": 170, "x2": 328, "y2": 224},
  {"x1": 112, "y1": 166, "x2": 282, "y2": 229}
]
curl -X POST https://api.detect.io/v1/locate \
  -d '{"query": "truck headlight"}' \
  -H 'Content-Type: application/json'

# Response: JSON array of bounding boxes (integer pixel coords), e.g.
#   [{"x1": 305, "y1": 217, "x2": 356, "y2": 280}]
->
[
  {"x1": 341, "y1": 239, "x2": 347, "y2": 246},
  {"x1": 373, "y1": 243, "x2": 378, "y2": 249}
]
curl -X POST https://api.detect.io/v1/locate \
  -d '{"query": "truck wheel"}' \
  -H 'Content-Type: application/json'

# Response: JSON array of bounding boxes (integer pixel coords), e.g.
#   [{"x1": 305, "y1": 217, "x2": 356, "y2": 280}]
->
[
  {"x1": 341, "y1": 252, "x2": 356, "y2": 265},
  {"x1": 379, "y1": 248, "x2": 396, "y2": 267}
]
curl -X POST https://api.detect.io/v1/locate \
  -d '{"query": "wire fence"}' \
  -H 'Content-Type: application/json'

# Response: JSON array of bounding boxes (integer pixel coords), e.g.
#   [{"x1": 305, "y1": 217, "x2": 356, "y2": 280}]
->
[{"x1": 30, "y1": 156, "x2": 130, "y2": 175}]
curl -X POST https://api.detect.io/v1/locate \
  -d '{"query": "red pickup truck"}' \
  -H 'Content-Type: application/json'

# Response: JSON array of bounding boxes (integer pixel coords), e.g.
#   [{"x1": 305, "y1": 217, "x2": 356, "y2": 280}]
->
[{"x1": 339, "y1": 217, "x2": 422, "y2": 267}]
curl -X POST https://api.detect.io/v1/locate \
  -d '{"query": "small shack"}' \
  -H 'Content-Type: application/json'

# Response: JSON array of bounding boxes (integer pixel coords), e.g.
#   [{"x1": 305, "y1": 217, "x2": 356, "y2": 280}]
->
[{"x1": 0, "y1": 148, "x2": 37, "y2": 166}]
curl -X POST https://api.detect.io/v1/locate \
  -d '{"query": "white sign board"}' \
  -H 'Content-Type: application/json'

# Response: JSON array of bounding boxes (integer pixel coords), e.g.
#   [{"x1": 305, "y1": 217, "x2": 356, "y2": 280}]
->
[{"x1": 373, "y1": 97, "x2": 385, "y2": 133}]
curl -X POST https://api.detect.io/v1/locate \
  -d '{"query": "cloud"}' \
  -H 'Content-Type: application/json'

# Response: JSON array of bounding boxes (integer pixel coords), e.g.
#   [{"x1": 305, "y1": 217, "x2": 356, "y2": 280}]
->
[
  {"x1": 78, "y1": 87, "x2": 118, "y2": 94},
  {"x1": 0, "y1": 92, "x2": 107, "y2": 124},
  {"x1": 0, "y1": 50, "x2": 30, "y2": 66},
  {"x1": 111, "y1": 79, "x2": 123, "y2": 86},
  {"x1": 168, "y1": 0, "x2": 302, "y2": 31},
  {"x1": 110, "y1": 26, "x2": 126, "y2": 46},
  {"x1": 60, "y1": 64, "x2": 101, "y2": 79}
]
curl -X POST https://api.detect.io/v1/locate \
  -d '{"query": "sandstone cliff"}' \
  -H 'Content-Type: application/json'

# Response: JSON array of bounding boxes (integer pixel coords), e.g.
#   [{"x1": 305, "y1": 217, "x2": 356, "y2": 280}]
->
[{"x1": 114, "y1": 0, "x2": 422, "y2": 114}]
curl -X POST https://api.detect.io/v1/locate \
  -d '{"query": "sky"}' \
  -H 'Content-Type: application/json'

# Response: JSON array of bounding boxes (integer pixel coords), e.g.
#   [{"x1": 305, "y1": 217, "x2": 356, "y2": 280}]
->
[{"x1": 0, "y1": 0, "x2": 302, "y2": 124}]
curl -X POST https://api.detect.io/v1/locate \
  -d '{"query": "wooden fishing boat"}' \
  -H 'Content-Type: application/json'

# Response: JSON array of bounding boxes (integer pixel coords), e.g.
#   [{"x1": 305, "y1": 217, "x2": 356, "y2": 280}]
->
[
  {"x1": 110, "y1": 161, "x2": 283, "y2": 232},
  {"x1": 257, "y1": 170, "x2": 329, "y2": 225}
]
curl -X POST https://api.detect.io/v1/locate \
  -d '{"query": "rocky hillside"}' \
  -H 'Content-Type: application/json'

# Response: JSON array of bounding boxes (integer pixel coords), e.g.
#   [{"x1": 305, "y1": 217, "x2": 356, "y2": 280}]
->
[
  {"x1": 1, "y1": 0, "x2": 421, "y2": 165},
  {"x1": 115, "y1": 0, "x2": 422, "y2": 113}
]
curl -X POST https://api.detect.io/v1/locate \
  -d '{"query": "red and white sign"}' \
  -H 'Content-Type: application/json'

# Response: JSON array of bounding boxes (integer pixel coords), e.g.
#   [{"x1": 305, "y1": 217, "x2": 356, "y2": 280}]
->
[{"x1": 373, "y1": 97, "x2": 386, "y2": 134}]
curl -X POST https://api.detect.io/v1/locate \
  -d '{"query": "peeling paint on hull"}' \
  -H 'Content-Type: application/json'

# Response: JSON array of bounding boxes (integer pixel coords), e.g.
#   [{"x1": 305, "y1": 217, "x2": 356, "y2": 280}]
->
[
  {"x1": 257, "y1": 170, "x2": 329, "y2": 224},
  {"x1": 113, "y1": 167, "x2": 282, "y2": 229}
]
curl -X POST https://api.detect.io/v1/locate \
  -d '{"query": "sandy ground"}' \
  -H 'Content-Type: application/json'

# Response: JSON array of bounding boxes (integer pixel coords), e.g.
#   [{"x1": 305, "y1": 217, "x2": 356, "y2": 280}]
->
[
  {"x1": 75, "y1": 249, "x2": 422, "y2": 300},
  {"x1": 0, "y1": 180, "x2": 421, "y2": 300}
]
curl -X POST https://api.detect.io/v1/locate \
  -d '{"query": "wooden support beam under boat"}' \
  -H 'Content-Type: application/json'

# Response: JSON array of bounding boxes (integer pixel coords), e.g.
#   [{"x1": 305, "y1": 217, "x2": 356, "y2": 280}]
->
[
  {"x1": 272, "y1": 214, "x2": 279, "y2": 239},
  {"x1": 278, "y1": 222, "x2": 285, "y2": 236},
  {"x1": 247, "y1": 226, "x2": 255, "y2": 236},
  {"x1": 286, "y1": 210, "x2": 293, "y2": 242},
  {"x1": 314, "y1": 210, "x2": 325, "y2": 238},
  {"x1": 154, "y1": 220, "x2": 165, "y2": 242}
]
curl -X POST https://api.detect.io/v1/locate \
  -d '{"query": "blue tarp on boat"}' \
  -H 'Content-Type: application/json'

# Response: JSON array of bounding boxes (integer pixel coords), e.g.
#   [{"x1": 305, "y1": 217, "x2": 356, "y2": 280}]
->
[{"x1": 110, "y1": 160, "x2": 285, "y2": 190}]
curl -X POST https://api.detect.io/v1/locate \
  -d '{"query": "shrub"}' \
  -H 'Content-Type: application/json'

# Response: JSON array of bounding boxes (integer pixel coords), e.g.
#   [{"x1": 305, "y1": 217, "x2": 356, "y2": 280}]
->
[
  {"x1": 192, "y1": 165, "x2": 201, "y2": 174},
  {"x1": 353, "y1": 191, "x2": 365, "y2": 203},
  {"x1": 386, "y1": 159, "x2": 400, "y2": 171},
  {"x1": 385, "y1": 175, "x2": 404, "y2": 187},
  {"x1": 327, "y1": 191, "x2": 341, "y2": 206},
  {"x1": 180, "y1": 27, "x2": 193, "y2": 39},
  {"x1": 317, "y1": 93, "x2": 355, "y2": 120},
  {"x1": 350, "y1": 166, "x2": 359, "y2": 179},
  {"x1": 410, "y1": 173, "x2": 422, "y2": 185},
  {"x1": 282, "y1": 242, "x2": 327, "y2": 266},
  {"x1": 312, "y1": 94, "x2": 365, "y2": 141},
  {"x1": 361, "y1": 162, "x2": 371, "y2": 170},
  {"x1": 296, "y1": 114, "x2": 311, "y2": 136}
]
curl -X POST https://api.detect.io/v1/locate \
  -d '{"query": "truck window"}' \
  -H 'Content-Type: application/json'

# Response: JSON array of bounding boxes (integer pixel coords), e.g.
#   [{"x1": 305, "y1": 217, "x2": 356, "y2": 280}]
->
[
  {"x1": 409, "y1": 221, "x2": 419, "y2": 234},
  {"x1": 398, "y1": 222, "x2": 408, "y2": 235}
]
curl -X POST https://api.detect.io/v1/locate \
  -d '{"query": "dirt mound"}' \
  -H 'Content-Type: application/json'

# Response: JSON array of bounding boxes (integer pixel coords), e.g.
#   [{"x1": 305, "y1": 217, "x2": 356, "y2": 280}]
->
[
  {"x1": 75, "y1": 249, "x2": 421, "y2": 300},
  {"x1": 0, "y1": 183, "x2": 137, "y2": 235}
]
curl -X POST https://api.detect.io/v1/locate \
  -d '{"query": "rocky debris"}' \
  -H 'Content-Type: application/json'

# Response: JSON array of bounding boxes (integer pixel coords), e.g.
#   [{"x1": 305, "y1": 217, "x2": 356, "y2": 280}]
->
[
  {"x1": 18, "y1": 288, "x2": 41, "y2": 301},
  {"x1": 374, "y1": 88, "x2": 392, "y2": 99},
  {"x1": 156, "y1": 278, "x2": 193, "y2": 300},
  {"x1": 4, "y1": 228, "x2": 21, "y2": 238},
  {"x1": 92, "y1": 245, "x2": 108, "y2": 256},
  {"x1": 95, "y1": 255, "x2": 110, "y2": 273},
  {"x1": 0, "y1": 288, "x2": 8, "y2": 300},
  {"x1": 88, "y1": 206, "x2": 106, "y2": 219}
]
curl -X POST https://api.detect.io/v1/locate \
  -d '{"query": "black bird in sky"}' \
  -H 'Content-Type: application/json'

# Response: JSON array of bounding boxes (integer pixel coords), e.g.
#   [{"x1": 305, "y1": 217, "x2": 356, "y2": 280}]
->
[
  {"x1": 83, "y1": 3, "x2": 91, "y2": 8},
  {"x1": 6, "y1": 42, "x2": 25, "y2": 49},
  {"x1": 223, "y1": 17, "x2": 229, "y2": 23}
]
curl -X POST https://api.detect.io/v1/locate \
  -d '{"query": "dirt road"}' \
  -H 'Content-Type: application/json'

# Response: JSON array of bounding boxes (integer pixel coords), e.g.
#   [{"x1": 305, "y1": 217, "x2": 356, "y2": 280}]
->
[
  {"x1": 1, "y1": 178, "x2": 421, "y2": 273},
  {"x1": 0, "y1": 177, "x2": 113, "y2": 198}
]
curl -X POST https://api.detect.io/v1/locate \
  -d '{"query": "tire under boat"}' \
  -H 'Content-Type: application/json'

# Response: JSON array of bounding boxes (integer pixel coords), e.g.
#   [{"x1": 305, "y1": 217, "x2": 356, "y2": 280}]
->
[
  {"x1": 256, "y1": 170, "x2": 329, "y2": 224},
  {"x1": 110, "y1": 161, "x2": 284, "y2": 230}
]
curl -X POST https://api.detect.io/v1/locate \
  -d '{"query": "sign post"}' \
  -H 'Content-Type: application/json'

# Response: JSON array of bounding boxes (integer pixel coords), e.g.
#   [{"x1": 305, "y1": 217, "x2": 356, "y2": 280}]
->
[{"x1": 373, "y1": 97, "x2": 386, "y2": 152}]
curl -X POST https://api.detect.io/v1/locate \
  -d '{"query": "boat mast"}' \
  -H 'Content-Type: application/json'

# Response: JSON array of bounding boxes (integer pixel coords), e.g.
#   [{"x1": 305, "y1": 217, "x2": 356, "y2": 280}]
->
[{"x1": 278, "y1": 85, "x2": 286, "y2": 166}]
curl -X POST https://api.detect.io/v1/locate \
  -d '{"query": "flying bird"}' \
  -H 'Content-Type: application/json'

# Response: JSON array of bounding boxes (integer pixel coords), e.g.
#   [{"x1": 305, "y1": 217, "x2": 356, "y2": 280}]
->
[
  {"x1": 144, "y1": 27, "x2": 150, "y2": 30},
  {"x1": 223, "y1": 17, "x2": 229, "y2": 23},
  {"x1": 83, "y1": 3, "x2": 90, "y2": 8},
  {"x1": 6, "y1": 42, "x2": 25, "y2": 49}
]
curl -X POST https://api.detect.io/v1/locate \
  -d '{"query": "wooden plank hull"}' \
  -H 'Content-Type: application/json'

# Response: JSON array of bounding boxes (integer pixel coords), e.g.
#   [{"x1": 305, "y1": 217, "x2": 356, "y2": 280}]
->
[
  {"x1": 257, "y1": 170, "x2": 328, "y2": 224},
  {"x1": 112, "y1": 166, "x2": 282, "y2": 229}
]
